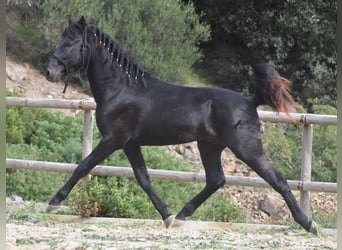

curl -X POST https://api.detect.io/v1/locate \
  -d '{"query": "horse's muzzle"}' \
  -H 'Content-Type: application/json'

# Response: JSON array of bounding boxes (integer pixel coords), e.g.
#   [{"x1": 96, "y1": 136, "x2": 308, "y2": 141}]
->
[{"x1": 46, "y1": 57, "x2": 65, "y2": 82}]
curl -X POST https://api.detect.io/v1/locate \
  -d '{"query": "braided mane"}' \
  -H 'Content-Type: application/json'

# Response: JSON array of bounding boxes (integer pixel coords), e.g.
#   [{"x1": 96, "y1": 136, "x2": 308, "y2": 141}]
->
[{"x1": 90, "y1": 26, "x2": 147, "y2": 86}]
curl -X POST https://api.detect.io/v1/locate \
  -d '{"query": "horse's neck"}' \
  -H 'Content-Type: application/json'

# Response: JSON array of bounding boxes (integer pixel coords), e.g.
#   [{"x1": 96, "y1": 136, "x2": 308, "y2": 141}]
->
[
  {"x1": 87, "y1": 53, "x2": 121, "y2": 104},
  {"x1": 86, "y1": 33, "x2": 149, "y2": 104}
]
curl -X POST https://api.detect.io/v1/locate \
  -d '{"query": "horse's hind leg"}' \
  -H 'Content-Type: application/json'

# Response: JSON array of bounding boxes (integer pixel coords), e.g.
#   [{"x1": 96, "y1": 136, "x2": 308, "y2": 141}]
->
[
  {"x1": 246, "y1": 155, "x2": 317, "y2": 235},
  {"x1": 228, "y1": 123, "x2": 317, "y2": 235},
  {"x1": 124, "y1": 146, "x2": 172, "y2": 227},
  {"x1": 174, "y1": 141, "x2": 225, "y2": 225}
]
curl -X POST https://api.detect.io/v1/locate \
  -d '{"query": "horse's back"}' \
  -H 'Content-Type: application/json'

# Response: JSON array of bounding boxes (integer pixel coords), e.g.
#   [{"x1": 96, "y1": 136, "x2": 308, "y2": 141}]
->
[{"x1": 130, "y1": 77, "x2": 259, "y2": 146}]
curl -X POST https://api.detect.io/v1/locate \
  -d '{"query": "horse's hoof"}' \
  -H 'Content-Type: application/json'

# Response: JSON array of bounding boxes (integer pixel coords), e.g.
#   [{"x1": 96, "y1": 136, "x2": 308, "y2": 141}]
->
[
  {"x1": 164, "y1": 215, "x2": 175, "y2": 228},
  {"x1": 309, "y1": 221, "x2": 319, "y2": 236},
  {"x1": 46, "y1": 204, "x2": 62, "y2": 213}
]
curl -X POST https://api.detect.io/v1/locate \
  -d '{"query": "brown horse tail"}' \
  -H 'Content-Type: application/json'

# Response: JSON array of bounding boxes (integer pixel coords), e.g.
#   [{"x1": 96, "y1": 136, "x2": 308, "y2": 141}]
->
[{"x1": 253, "y1": 63, "x2": 299, "y2": 119}]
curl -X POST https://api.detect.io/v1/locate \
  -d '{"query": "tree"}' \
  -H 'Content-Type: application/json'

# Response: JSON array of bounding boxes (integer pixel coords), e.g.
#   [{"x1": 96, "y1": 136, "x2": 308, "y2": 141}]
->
[
  {"x1": 39, "y1": 0, "x2": 210, "y2": 83},
  {"x1": 188, "y1": 0, "x2": 336, "y2": 111}
]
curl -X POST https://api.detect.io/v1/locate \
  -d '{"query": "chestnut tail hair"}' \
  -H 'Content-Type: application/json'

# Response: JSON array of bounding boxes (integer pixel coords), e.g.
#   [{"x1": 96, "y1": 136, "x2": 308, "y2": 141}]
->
[{"x1": 253, "y1": 63, "x2": 299, "y2": 119}]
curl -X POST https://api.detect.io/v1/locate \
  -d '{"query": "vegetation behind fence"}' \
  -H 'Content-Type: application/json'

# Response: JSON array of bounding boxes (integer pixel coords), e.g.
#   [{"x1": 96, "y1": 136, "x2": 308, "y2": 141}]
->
[{"x1": 6, "y1": 97, "x2": 337, "y2": 221}]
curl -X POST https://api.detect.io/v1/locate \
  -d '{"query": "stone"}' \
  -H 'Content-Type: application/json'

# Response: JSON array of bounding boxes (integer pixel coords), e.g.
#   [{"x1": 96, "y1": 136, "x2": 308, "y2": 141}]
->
[
  {"x1": 10, "y1": 194, "x2": 23, "y2": 203},
  {"x1": 258, "y1": 194, "x2": 284, "y2": 216}
]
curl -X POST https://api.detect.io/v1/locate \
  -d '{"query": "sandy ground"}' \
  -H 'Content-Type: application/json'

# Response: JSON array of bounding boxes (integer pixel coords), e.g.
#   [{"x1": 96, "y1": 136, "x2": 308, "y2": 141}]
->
[{"x1": 6, "y1": 199, "x2": 337, "y2": 250}]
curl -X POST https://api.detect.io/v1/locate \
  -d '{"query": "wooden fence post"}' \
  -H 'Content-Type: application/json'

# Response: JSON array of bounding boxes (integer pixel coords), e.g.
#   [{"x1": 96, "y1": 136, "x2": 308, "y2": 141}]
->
[
  {"x1": 80, "y1": 110, "x2": 94, "y2": 186},
  {"x1": 300, "y1": 123, "x2": 313, "y2": 216}
]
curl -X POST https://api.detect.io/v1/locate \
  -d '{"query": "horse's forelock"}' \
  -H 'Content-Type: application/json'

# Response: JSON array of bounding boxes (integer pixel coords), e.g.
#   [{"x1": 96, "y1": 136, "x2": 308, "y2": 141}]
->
[{"x1": 63, "y1": 22, "x2": 84, "y2": 38}]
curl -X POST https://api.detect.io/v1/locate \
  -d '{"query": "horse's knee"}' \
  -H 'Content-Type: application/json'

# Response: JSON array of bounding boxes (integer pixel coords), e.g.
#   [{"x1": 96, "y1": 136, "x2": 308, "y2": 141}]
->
[
  {"x1": 73, "y1": 163, "x2": 91, "y2": 178},
  {"x1": 216, "y1": 177, "x2": 226, "y2": 188},
  {"x1": 207, "y1": 175, "x2": 225, "y2": 191}
]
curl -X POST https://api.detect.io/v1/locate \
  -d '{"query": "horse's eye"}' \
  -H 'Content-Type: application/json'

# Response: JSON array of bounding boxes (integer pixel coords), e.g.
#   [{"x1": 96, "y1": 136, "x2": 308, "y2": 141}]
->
[{"x1": 65, "y1": 42, "x2": 73, "y2": 48}]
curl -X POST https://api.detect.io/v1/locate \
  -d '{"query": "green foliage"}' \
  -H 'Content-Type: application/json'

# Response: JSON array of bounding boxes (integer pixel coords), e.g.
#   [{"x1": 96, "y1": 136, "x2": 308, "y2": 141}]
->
[
  {"x1": 193, "y1": 192, "x2": 245, "y2": 222},
  {"x1": 6, "y1": 106, "x2": 242, "y2": 221},
  {"x1": 12, "y1": 23, "x2": 50, "y2": 69},
  {"x1": 7, "y1": 203, "x2": 46, "y2": 223},
  {"x1": 38, "y1": 0, "x2": 210, "y2": 83},
  {"x1": 311, "y1": 105, "x2": 337, "y2": 182},
  {"x1": 262, "y1": 122, "x2": 302, "y2": 180},
  {"x1": 7, "y1": 1, "x2": 336, "y2": 110},
  {"x1": 6, "y1": 103, "x2": 335, "y2": 222},
  {"x1": 6, "y1": 3, "x2": 51, "y2": 70},
  {"x1": 6, "y1": 107, "x2": 84, "y2": 201},
  {"x1": 70, "y1": 176, "x2": 158, "y2": 218},
  {"x1": 6, "y1": 107, "x2": 84, "y2": 162},
  {"x1": 6, "y1": 143, "x2": 70, "y2": 201},
  {"x1": 262, "y1": 105, "x2": 337, "y2": 182},
  {"x1": 192, "y1": 0, "x2": 336, "y2": 109},
  {"x1": 68, "y1": 141, "x2": 242, "y2": 221},
  {"x1": 69, "y1": 176, "x2": 244, "y2": 222},
  {"x1": 6, "y1": 169, "x2": 69, "y2": 202}
]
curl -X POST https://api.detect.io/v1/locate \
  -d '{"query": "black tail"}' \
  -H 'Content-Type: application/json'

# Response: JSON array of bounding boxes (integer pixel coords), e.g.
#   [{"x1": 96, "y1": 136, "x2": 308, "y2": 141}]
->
[{"x1": 253, "y1": 63, "x2": 298, "y2": 118}]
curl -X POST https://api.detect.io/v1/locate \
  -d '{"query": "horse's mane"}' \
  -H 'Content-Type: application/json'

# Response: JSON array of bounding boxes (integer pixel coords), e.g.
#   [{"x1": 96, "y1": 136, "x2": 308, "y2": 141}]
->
[{"x1": 89, "y1": 25, "x2": 147, "y2": 86}]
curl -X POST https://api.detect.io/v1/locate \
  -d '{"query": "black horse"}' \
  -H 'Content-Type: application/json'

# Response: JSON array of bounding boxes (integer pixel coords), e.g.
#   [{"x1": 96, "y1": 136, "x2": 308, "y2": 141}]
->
[{"x1": 46, "y1": 17, "x2": 317, "y2": 235}]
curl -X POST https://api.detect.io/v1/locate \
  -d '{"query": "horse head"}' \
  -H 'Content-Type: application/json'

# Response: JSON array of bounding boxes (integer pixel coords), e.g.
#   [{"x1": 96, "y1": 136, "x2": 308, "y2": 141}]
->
[{"x1": 46, "y1": 16, "x2": 90, "y2": 82}]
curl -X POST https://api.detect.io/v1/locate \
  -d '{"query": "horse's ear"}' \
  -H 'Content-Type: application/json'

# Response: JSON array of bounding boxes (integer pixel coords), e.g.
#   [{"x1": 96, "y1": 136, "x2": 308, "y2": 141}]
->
[{"x1": 78, "y1": 16, "x2": 87, "y2": 29}]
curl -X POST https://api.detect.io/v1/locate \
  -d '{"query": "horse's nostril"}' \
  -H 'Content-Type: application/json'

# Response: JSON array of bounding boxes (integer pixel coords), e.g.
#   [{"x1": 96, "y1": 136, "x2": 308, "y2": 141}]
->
[{"x1": 46, "y1": 70, "x2": 50, "y2": 76}]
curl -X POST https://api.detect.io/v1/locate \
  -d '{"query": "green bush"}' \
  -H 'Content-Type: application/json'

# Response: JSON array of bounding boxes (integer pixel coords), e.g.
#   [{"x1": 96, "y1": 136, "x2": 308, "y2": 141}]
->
[
  {"x1": 6, "y1": 4, "x2": 51, "y2": 70},
  {"x1": 39, "y1": 0, "x2": 210, "y2": 83},
  {"x1": 67, "y1": 138, "x2": 243, "y2": 221},
  {"x1": 6, "y1": 169, "x2": 69, "y2": 202},
  {"x1": 6, "y1": 107, "x2": 84, "y2": 162},
  {"x1": 262, "y1": 122, "x2": 302, "y2": 180},
  {"x1": 311, "y1": 105, "x2": 337, "y2": 182},
  {"x1": 6, "y1": 105, "x2": 242, "y2": 221},
  {"x1": 262, "y1": 105, "x2": 337, "y2": 182},
  {"x1": 6, "y1": 144, "x2": 70, "y2": 201},
  {"x1": 6, "y1": 103, "x2": 335, "y2": 222},
  {"x1": 6, "y1": 107, "x2": 84, "y2": 200},
  {"x1": 69, "y1": 175, "x2": 244, "y2": 222}
]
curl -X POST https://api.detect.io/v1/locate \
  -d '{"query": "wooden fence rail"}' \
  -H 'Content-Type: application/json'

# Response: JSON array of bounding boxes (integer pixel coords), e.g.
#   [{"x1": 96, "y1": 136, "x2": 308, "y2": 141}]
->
[
  {"x1": 6, "y1": 159, "x2": 337, "y2": 193},
  {"x1": 6, "y1": 97, "x2": 337, "y2": 125},
  {"x1": 6, "y1": 97, "x2": 337, "y2": 217}
]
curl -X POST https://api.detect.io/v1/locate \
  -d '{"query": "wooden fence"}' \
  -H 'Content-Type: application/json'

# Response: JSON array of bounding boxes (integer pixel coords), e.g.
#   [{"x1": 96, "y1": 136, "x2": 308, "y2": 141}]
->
[{"x1": 6, "y1": 97, "x2": 337, "y2": 216}]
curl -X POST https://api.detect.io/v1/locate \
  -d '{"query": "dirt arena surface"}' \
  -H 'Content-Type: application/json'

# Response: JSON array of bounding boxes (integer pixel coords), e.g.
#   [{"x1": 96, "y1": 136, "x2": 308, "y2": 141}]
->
[{"x1": 6, "y1": 200, "x2": 336, "y2": 250}]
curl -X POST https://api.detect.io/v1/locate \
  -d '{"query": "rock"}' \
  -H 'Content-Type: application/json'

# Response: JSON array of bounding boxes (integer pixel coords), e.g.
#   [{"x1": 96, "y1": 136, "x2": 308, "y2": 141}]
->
[
  {"x1": 224, "y1": 164, "x2": 236, "y2": 173},
  {"x1": 6, "y1": 62, "x2": 27, "y2": 82},
  {"x1": 228, "y1": 193, "x2": 238, "y2": 204},
  {"x1": 248, "y1": 171, "x2": 258, "y2": 177},
  {"x1": 10, "y1": 194, "x2": 23, "y2": 203},
  {"x1": 258, "y1": 194, "x2": 284, "y2": 216}
]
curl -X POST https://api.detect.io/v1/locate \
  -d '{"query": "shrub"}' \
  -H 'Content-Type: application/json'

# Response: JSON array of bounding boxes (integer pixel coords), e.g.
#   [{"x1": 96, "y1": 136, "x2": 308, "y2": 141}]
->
[
  {"x1": 39, "y1": 0, "x2": 210, "y2": 83},
  {"x1": 6, "y1": 3, "x2": 49, "y2": 70},
  {"x1": 6, "y1": 107, "x2": 84, "y2": 200},
  {"x1": 311, "y1": 105, "x2": 337, "y2": 182},
  {"x1": 6, "y1": 103, "x2": 335, "y2": 222},
  {"x1": 7, "y1": 107, "x2": 236, "y2": 221},
  {"x1": 69, "y1": 175, "x2": 244, "y2": 222},
  {"x1": 262, "y1": 122, "x2": 302, "y2": 180},
  {"x1": 262, "y1": 105, "x2": 337, "y2": 182},
  {"x1": 6, "y1": 143, "x2": 70, "y2": 201},
  {"x1": 6, "y1": 107, "x2": 84, "y2": 162}
]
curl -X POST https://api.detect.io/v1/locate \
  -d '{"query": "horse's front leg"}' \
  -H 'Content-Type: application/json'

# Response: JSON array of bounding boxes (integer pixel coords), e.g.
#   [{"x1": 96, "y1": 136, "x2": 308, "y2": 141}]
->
[
  {"x1": 47, "y1": 137, "x2": 118, "y2": 212},
  {"x1": 124, "y1": 146, "x2": 173, "y2": 227}
]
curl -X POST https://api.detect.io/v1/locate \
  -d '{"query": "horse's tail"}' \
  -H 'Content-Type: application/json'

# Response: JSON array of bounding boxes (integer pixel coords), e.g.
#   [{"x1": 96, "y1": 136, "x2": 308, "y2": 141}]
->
[{"x1": 253, "y1": 63, "x2": 298, "y2": 119}]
